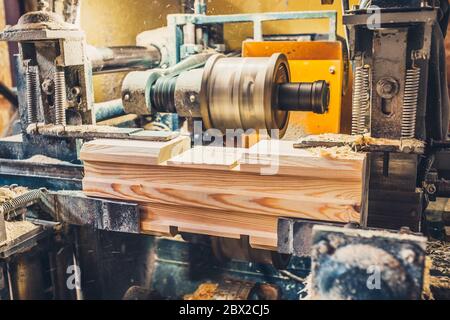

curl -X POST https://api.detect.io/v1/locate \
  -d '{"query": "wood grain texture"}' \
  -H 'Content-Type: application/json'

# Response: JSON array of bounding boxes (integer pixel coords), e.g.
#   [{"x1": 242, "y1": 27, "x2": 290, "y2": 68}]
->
[
  {"x1": 81, "y1": 139, "x2": 367, "y2": 246},
  {"x1": 240, "y1": 140, "x2": 365, "y2": 179},
  {"x1": 83, "y1": 162, "x2": 362, "y2": 201},
  {"x1": 83, "y1": 177, "x2": 361, "y2": 222}
]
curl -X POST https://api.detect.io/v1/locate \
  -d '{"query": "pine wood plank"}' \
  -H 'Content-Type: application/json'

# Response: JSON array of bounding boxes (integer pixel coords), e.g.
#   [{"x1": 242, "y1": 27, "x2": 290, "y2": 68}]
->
[
  {"x1": 240, "y1": 140, "x2": 365, "y2": 179},
  {"x1": 167, "y1": 146, "x2": 246, "y2": 170},
  {"x1": 83, "y1": 176, "x2": 361, "y2": 223},
  {"x1": 140, "y1": 203, "x2": 278, "y2": 249},
  {"x1": 84, "y1": 161, "x2": 363, "y2": 205}
]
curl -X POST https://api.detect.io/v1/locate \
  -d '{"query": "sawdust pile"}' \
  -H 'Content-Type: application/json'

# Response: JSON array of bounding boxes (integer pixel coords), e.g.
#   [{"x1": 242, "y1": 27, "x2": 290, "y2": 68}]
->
[
  {"x1": 4, "y1": 220, "x2": 39, "y2": 243},
  {"x1": 1, "y1": 186, "x2": 39, "y2": 245},
  {"x1": 427, "y1": 241, "x2": 450, "y2": 300},
  {"x1": 307, "y1": 145, "x2": 362, "y2": 160},
  {"x1": 24, "y1": 155, "x2": 71, "y2": 165},
  {"x1": 184, "y1": 283, "x2": 219, "y2": 300},
  {"x1": 300, "y1": 133, "x2": 361, "y2": 144},
  {"x1": 428, "y1": 241, "x2": 450, "y2": 277},
  {"x1": 283, "y1": 124, "x2": 307, "y2": 141},
  {"x1": 0, "y1": 186, "x2": 29, "y2": 204}
]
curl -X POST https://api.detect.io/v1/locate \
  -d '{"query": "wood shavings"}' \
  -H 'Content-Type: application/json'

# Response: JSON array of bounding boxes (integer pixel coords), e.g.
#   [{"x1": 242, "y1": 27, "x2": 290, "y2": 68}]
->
[
  {"x1": 1, "y1": 187, "x2": 39, "y2": 247},
  {"x1": 361, "y1": 135, "x2": 425, "y2": 151},
  {"x1": 423, "y1": 257, "x2": 434, "y2": 300},
  {"x1": 184, "y1": 283, "x2": 219, "y2": 300},
  {"x1": 300, "y1": 133, "x2": 361, "y2": 145},
  {"x1": 306, "y1": 145, "x2": 362, "y2": 160},
  {"x1": 428, "y1": 241, "x2": 450, "y2": 277},
  {"x1": 24, "y1": 155, "x2": 72, "y2": 165},
  {"x1": 427, "y1": 241, "x2": 450, "y2": 300},
  {"x1": 0, "y1": 186, "x2": 29, "y2": 204},
  {"x1": 298, "y1": 133, "x2": 425, "y2": 153}
]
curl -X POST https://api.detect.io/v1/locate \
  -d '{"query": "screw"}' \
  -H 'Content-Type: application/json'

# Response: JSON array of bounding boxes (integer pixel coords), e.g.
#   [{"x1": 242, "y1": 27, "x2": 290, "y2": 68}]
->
[
  {"x1": 329, "y1": 66, "x2": 336, "y2": 74},
  {"x1": 426, "y1": 184, "x2": 437, "y2": 195},
  {"x1": 190, "y1": 94, "x2": 196, "y2": 103},
  {"x1": 123, "y1": 93, "x2": 131, "y2": 102}
]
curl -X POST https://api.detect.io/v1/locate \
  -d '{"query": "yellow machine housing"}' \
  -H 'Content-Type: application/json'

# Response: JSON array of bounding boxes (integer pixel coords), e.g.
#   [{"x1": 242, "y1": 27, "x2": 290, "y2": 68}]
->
[{"x1": 243, "y1": 41, "x2": 351, "y2": 135}]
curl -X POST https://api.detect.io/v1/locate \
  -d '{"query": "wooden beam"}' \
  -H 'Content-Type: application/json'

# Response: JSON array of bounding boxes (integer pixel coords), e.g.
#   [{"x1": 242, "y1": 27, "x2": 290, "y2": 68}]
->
[
  {"x1": 80, "y1": 135, "x2": 191, "y2": 165},
  {"x1": 240, "y1": 140, "x2": 366, "y2": 180},
  {"x1": 81, "y1": 139, "x2": 368, "y2": 247},
  {"x1": 140, "y1": 203, "x2": 278, "y2": 250}
]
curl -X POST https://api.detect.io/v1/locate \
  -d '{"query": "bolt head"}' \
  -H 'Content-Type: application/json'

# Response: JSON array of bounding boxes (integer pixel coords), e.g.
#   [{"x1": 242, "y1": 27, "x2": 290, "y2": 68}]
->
[
  {"x1": 426, "y1": 184, "x2": 437, "y2": 195},
  {"x1": 376, "y1": 77, "x2": 400, "y2": 99}
]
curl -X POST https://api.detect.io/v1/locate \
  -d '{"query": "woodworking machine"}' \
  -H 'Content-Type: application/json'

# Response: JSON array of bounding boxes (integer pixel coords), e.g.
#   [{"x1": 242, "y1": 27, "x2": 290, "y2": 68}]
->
[{"x1": 0, "y1": 0, "x2": 448, "y2": 300}]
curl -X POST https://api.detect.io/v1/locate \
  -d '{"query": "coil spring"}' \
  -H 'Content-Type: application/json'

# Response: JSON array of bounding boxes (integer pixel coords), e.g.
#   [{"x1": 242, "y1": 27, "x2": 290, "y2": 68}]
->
[
  {"x1": 26, "y1": 66, "x2": 39, "y2": 124},
  {"x1": 54, "y1": 71, "x2": 67, "y2": 125},
  {"x1": 352, "y1": 64, "x2": 371, "y2": 135},
  {"x1": 0, "y1": 189, "x2": 45, "y2": 220},
  {"x1": 402, "y1": 67, "x2": 421, "y2": 139},
  {"x1": 37, "y1": 0, "x2": 49, "y2": 11}
]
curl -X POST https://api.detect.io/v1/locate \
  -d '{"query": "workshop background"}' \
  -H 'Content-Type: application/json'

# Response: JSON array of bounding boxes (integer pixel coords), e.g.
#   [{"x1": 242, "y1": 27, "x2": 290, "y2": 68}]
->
[
  {"x1": 0, "y1": 0, "x2": 448, "y2": 301},
  {"x1": 0, "y1": 0, "x2": 363, "y2": 136}
]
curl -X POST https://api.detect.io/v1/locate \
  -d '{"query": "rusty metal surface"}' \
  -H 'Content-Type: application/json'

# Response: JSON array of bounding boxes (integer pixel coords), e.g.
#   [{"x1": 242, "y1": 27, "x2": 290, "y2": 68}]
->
[
  {"x1": 367, "y1": 152, "x2": 424, "y2": 231},
  {"x1": 26, "y1": 124, "x2": 179, "y2": 141},
  {"x1": 277, "y1": 218, "x2": 344, "y2": 257},
  {"x1": 344, "y1": 9, "x2": 437, "y2": 141},
  {"x1": 43, "y1": 191, "x2": 141, "y2": 234}
]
